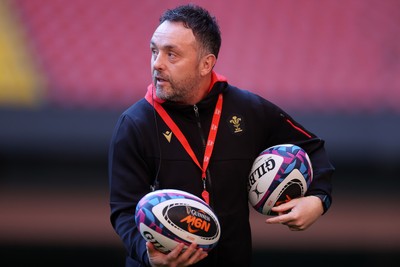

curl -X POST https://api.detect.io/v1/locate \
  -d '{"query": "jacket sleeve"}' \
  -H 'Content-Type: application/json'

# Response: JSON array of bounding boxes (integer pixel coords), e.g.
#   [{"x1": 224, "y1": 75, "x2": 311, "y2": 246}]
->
[
  {"x1": 266, "y1": 105, "x2": 335, "y2": 213},
  {"x1": 108, "y1": 113, "x2": 152, "y2": 266}
]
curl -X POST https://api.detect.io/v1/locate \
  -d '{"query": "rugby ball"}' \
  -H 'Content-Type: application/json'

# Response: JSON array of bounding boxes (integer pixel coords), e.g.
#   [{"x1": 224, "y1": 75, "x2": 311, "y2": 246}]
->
[
  {"x1": 248, "y1": 144, "x2": 313, "y2": 215},
  {"x1": 134, "y1": 189, "x2": 221, "y2": 253}
]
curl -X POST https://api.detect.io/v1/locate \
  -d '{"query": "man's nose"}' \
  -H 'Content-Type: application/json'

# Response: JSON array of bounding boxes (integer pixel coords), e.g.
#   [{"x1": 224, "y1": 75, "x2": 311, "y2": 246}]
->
[{"x1": 152, "y1": 53, "x2": 165, "y2": 70}]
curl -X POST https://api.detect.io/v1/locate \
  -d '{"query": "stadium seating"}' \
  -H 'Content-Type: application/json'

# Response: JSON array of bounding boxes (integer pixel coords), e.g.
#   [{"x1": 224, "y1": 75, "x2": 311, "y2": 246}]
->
[{"x1": 5, "y1": 0, "x2": 400, "y2": 112}]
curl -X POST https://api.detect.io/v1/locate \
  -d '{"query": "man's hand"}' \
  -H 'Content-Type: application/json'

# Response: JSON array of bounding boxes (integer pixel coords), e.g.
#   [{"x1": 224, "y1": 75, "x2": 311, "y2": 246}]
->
[
  {"x1": 265, "y1": 196, "x2": 324, "y2": 231},
  {"x1": 147, "y1": 241, "x2": 208, "y2": 267}
]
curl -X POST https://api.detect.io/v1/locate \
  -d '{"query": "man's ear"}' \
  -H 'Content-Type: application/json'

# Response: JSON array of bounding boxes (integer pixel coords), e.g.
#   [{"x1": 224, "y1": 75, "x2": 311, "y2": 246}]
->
[{"x1": 200, "y1": 54, "x2": 217, "y2": 76}]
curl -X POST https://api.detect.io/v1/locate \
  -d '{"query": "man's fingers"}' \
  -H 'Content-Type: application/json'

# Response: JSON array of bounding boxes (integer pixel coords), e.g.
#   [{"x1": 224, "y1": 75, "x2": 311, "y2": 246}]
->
[
  {"x1": 271, "y1": 199, "x2": 298, "y2": 213},
  {"x1": 167, "y1": 242, "x2": 185, "y2": 259},
  {"x1": 265, "y1": 212, "x2": 292, "y2": 224},
  {"x1": 185, "y1": 244, "x2": 208, "y2": 265},
  {"x1": 146, "y1": 241, "x2": 156, "y2": 253},
  {"x1": 189, "y1": 247, "x2": 208, "y2": 264},
  {"x1": 147, "y1": 241, "x2": 208, "y2": 266}
]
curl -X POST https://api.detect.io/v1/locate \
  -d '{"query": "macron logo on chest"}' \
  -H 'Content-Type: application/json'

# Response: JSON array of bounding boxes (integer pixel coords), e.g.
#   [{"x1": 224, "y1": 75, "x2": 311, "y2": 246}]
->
[{"x1": 163, "y1": 131, "x2": 172, "y2": 143}]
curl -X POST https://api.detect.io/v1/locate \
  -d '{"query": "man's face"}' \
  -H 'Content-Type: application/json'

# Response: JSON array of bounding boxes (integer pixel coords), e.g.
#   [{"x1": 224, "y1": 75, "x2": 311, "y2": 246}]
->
[{"x1": 150, "y1": 21, "x2": 203, "y2": 104}]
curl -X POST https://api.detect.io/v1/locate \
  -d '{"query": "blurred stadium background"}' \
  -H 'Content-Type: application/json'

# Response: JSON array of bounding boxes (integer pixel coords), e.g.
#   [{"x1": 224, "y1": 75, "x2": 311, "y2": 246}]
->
[{"x1": 0, "y1": 0, "x2": 399, "y2": 266}]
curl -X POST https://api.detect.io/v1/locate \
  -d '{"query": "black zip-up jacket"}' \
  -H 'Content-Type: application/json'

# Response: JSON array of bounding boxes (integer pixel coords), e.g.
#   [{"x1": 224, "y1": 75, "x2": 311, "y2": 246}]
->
[{"x1": 109, "y1": 74, "x2": 334, "y2": 266}]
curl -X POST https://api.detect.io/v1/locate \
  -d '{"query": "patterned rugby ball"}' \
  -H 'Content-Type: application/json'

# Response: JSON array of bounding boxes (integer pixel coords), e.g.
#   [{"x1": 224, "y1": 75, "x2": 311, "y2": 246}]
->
[
  {"x1": 248, "y1": 144, "x2": 313, "y2": 215},
  {"x1": 134, "y1": 189, "x2": 221, "y2": 253}
]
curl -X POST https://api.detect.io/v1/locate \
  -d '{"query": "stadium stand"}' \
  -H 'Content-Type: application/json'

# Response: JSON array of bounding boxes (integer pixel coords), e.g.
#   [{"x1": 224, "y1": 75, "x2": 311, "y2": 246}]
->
[{"x1": 6, "y1": 0, "x2": 400, "y2": 112}]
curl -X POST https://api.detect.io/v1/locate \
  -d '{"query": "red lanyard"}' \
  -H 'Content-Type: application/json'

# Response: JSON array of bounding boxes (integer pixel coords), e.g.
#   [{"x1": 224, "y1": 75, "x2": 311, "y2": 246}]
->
[{"x1": 145, "y1": 92, "x2": 223, "y2": 204}]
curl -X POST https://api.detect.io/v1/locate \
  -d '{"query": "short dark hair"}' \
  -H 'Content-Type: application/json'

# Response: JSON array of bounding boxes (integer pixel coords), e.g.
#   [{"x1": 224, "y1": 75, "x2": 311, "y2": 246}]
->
[{"x1": 159, "y1": 4, "x2": 221, "y2": 58}]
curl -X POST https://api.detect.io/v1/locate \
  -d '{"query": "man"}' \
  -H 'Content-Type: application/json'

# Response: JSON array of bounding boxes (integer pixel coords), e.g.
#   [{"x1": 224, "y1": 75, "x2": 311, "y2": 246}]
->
[{"x1": 109, "y1": 4, "x2": 334, "y2": 267}]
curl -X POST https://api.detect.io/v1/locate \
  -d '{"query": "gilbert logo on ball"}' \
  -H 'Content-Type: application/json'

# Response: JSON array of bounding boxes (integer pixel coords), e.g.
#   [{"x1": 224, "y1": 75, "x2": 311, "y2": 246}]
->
[
  {"x1": 248, "y1": 144, "x2": 313, "y2": 215},
  {"x1": 135, "y1": 189, "x2": 221, "y2": 253}
]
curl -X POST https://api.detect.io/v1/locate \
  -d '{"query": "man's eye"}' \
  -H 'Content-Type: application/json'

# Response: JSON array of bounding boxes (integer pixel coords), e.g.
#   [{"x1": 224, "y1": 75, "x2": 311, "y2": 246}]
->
[{"x1": 151, "y1": 48, "x2": 158, "y2": 55}]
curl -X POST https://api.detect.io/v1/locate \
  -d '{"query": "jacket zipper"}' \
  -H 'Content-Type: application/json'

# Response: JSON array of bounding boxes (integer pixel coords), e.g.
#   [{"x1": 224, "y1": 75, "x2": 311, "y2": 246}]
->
[{"x1": 193, "y1": 105, "x2": 213, "y2": 205}]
